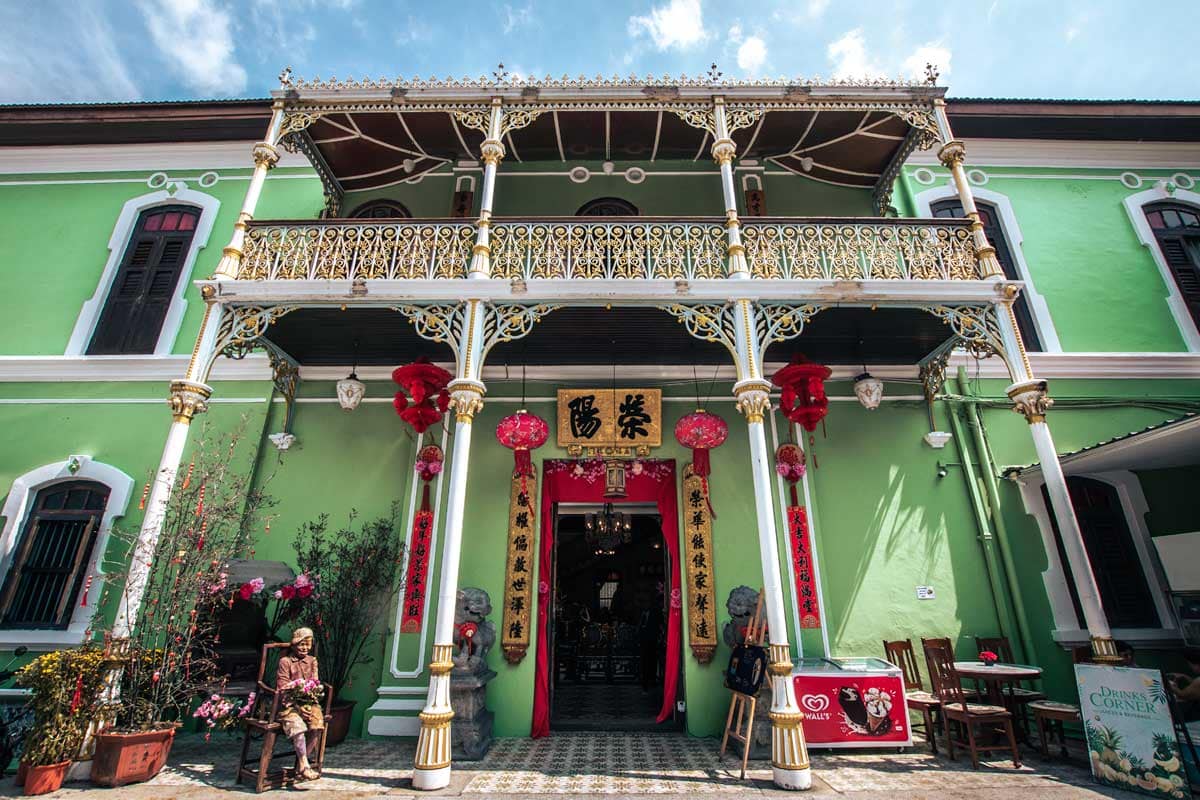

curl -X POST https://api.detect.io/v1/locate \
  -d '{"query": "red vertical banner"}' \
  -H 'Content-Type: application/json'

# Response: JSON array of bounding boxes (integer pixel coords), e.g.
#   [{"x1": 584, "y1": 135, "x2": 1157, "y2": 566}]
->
[
  {"x1": 787, "y1": 506, "x2": 821, "y2": 629},
  {"x1": 400, "y1": 510, "x2": 435, "y2": 632}
]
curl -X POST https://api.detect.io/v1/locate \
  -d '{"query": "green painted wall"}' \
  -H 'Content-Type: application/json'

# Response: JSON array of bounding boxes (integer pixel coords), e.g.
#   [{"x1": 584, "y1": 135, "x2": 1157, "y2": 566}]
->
[{"x1": 1138, "y1": 466, "x2": 1200, "y2": 537}]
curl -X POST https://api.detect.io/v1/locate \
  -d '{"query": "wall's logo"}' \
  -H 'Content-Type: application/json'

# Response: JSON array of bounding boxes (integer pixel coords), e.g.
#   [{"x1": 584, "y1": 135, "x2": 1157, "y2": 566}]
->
[{"x1": 801, "y1": 694, "x2": 829, "y2": 714}]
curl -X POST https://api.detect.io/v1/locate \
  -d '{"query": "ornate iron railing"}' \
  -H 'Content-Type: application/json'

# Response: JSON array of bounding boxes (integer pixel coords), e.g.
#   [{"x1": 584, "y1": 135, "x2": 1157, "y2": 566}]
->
[{"x1": 239, "y1": 217, "x2": 981, "y2": 281}]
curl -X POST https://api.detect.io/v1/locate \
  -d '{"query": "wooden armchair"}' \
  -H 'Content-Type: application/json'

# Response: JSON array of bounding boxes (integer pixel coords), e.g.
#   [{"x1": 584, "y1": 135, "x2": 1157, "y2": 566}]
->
[
  {"x1": 236, "y1": 642, "x2": 335, "y2": 793},
  {"x1": 883, "y1": 639, "x2": 941, "y2": 754},
  {"x1": 975, "y1": 635, "x2": 1045, "y2": 737},
  {"x1": 925, "y1": 642, "x2": 1020, "y2": 769}
]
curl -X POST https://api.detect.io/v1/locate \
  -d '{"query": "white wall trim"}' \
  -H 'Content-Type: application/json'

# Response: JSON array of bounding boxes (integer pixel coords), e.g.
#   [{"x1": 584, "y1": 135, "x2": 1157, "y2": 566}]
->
[
  {"x1": 907, "y1": 139, "x2": 1200, "y2": 170},
  {"x1": 0, "y1": 457, "x2": 133, "y2": 650},
  {"x1": 1121, "y1": 186, "x2": 1200, "y2": 352},
  {"x1": 913, "y1": 183, "x2": 1063, "y2": 353},
  {"x1": 0, "y1": 142, "x2": 310, "y2": 175},
  {"x1": 0, "y1": 354, "x2": 272, "y2": 382},
  {"x1": 1015, "y1": 478, "x2": 1080, "y2": 635},
  {"x1": 66, "y1": 185, "x2": 220, "y2": 357}
]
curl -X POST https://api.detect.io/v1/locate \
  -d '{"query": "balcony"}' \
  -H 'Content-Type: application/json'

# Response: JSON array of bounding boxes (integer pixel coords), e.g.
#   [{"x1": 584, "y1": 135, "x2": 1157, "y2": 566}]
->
[{"x1": 238, "y1": 216, "x2": 982, "y2": 283}]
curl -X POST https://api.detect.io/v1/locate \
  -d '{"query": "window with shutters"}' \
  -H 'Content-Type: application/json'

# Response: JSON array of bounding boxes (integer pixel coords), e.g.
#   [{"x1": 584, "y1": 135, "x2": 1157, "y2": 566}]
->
[
  {"x1": 86, "y1": 206, "x2": 199, "y2": 355},
  {"x1": 1145, "y1": 203, "x2": 1200, "y2": 330},
  {"x1": 349, "y1": 200, "x2": 412, "y2": 219},
  {"x1": 577, "y1": 197, "x2": 639, "y2": 216},
  {"x1": 1041, "y1": 477, "x2": 1160, "y2": 630},
  {"x1": 0, "y1": 481, "x2": 109, "y2": 630},
  {"x1": 931, "y1": 199, "x2": 1043, "y2": 351}
]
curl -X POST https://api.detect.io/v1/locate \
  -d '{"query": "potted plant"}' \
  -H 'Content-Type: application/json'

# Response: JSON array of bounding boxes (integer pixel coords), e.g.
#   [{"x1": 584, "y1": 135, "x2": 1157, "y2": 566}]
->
[
  {"x1": 292, "y1": 507, "x2": 404, "y2": 745},
  {"x1": 978, "y1": 650, "x2": 999, "y2": 666},
  {"x1": 91, "y1": 427, "x2": 271, "y2": 787},
  {"x1": 14, "y1": 647, "x2": 109, "y2": 795}
]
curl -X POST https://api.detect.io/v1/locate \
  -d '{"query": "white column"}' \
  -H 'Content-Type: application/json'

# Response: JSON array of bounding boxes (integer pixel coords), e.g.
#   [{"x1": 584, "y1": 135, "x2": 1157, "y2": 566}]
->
[
  {"x1": 712, "y1": 97, "x2": 749, "y2": 278},
  {"x1": 931, "y1": 100, "x2": 1002, "y2": 280}
]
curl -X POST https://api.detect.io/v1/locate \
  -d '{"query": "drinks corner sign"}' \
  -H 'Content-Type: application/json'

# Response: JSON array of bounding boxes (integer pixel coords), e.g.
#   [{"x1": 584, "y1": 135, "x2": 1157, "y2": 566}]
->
[{"x1": 1076, "y1": 664, "x2": 1190, "y2": 798}]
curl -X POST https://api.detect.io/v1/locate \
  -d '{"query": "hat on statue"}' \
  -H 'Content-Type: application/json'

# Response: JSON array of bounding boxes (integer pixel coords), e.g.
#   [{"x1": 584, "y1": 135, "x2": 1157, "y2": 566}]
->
[{"x1": 291, "y1": 627, "x2": 315, "y2": 645}]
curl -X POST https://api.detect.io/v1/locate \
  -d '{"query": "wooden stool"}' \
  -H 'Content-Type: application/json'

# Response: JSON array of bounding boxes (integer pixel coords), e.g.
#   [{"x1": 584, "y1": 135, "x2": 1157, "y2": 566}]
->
[{"x1": 1028, "y1": 700, "x2": 1080, "y2": 758}]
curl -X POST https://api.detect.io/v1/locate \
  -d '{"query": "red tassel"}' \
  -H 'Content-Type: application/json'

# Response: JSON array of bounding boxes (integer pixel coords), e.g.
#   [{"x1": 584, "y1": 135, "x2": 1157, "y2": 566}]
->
[
  {"x1": 421, "y1": 483, "x2": 431, "y2": 513},
  {"x1": 692, "y1": 448, "x2": 711, "y2": 477},
  {"x1": 701, "y1": 476, "x2": 717, "y2": 519},
  {"x1": 789, "y1": 485, "x2": 799, "y2": 507},
  {"x1": 196, "y1": 517, "x2": 206, "y2": 552},
  {"x1": 514, "y1": 448, "x2": 533, "y2": 478},
  {"x1": 80, "y1": 575, "x2": 93, "y2": 607},
  {"x1": 195, "y1": 484, "x2": 205, "y2": 517},
  {"x1": 70, "y1": 673, "x2": 83, "y2": 713},
  {"x1": 181, "y1": 461, "x2": 194, "y2": 490},
  {"x1": 138, "y1": 483, "x2": 150, "y2": 511}
]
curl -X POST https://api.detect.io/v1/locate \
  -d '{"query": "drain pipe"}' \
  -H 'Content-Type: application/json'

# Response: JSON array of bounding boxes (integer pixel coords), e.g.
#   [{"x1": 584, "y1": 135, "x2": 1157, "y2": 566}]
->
[
  {"x1": 945, "y1": 399, "x2": 1017, "y2": 649},
  {"x1": 955, "y1": 367, "x2": 1037, "y2": 663}
]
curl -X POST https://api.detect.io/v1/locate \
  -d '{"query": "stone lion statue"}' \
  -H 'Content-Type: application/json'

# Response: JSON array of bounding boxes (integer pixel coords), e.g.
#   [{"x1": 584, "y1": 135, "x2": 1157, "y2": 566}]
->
[
  {"x1": 722, "y1": 585, "x2": 761, "y2": 649},
  {"x1": 452, "y1": 587, "x2": 496, "y2": 674}
]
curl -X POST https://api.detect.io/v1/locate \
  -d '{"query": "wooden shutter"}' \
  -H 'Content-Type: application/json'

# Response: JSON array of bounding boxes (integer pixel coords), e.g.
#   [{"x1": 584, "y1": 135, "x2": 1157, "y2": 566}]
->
[
  {"x1": 87, "y1": 207, "x2": 198, "y2": 355},
  {"x1": 1158, "y1": 234, "x2": 1200, "y2": 327}
]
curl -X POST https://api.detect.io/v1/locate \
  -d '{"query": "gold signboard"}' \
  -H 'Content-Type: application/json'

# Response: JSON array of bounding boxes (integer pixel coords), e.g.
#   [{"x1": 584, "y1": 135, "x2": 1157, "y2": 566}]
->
[
  {"x1": 500, "y1": 471, "x2": 537, "y2": 664},
  {"x1": 556, "y1": 388, "x2": 662, "y2": 457},
  {"x1": 682, "y1": 466, "x2": 718, "y2": 664}
]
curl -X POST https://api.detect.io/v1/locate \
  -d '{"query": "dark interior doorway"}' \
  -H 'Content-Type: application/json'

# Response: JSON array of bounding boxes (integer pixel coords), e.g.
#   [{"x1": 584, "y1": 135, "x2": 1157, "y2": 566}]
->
[{"x1": 549, "y1": 503, "x2": 678, "y2": 731}]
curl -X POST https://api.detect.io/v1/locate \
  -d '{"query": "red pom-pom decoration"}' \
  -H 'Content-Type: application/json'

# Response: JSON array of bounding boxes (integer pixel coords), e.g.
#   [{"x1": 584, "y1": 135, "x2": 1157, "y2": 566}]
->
[
  {"x1": 772, "y1": 356, "x2": 831, "y2": 433},
  {"x1": 674, "y1": 410, "x2": 728, "y2": 477},
  {"x1": 774, "y1": 442, "x2": 806, "y2": 484},
  {"x1": 496, "y1": 410, "x2": 550, "y2": 477},
  {"x1": 391, "y1": 358, "x2": 452, "y2": 434}
]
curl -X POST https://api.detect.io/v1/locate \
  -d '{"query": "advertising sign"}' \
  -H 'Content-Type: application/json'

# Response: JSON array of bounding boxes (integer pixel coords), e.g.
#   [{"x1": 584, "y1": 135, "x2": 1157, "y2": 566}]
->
[
  {"x1": 1076, "y1": 664, "x2": 1190, "y2": 798},
  {"x1": 792, "y1": 673, "x2": 911, "y2": 747}
]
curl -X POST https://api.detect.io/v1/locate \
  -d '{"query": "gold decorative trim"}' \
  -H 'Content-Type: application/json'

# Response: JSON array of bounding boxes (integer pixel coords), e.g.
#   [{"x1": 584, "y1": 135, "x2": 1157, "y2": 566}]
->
[
  {"x1": 251, "y1": 141, "x2": 280, "y2": 169},
  {"x1": 167, "y1": 379, "x2": 212, "y2": 424},
  {"x1": 1006, "y1": 378, "x2": 1052, "y2": 424},
  {"x1": 937, "y1": 139, "x2": 966, "y2": 169}
]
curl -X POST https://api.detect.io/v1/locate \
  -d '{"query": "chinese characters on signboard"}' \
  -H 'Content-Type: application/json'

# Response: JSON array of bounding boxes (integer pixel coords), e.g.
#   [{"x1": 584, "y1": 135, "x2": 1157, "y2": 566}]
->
[
  {"x1": 500, "y1": 471, "x2": 537, "y2": 664},
  {"x1": 400, "y1": 510, "x2": 435, "y2": 632},
  {"x1": 556, "y1": 389, "x2": 662, "y2": 457},
  {"x1": 682, "y1": 468, "x2": 718, "y2": 663},
  {"x1": 787, "y1": 506, "x2": 822, "y2": 628}
]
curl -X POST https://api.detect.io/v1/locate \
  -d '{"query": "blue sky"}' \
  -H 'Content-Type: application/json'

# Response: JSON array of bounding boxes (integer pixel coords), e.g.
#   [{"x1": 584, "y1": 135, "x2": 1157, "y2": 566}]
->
[{"x1": 2, "y1": 0, "x2": 1197, "y2": 104}]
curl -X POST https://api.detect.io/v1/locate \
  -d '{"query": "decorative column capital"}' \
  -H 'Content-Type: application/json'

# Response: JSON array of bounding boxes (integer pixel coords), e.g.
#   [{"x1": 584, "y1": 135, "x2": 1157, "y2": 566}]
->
[
  {"x1": 938, "y1": 139, "x2": 966, "y2": 169},
  {"x1": 251, "y1": 141, "x2": 280, "y2": 170},
  {"x1": 480, "y1": 139, "x2": 505, "y2": 166},
  {"x1": 1006, "y1": 379, "x2": 1053, "y2": 424},
  {"x1": 711, "y1": 137, "x2": 737, "y2": 165},
  {"x1": 167, "y1": 379, "x2": 212, "y2": 424},
  {"x1": 733, "y1": 381, "x2": 772, "y2": 424},
  {"x1": 448, "y1": 383, "x2": 485, "y2": 423}
]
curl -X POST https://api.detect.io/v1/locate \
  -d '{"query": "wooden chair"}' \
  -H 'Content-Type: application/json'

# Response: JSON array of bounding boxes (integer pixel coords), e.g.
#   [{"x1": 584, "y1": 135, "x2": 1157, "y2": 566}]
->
[
  {"x1": 919, "y1": 637, "x2": 976, "y2": 700},
  {"x1": 883, "y1": 639, "x2": 941, "y2": 754},
  {"x1": 236, "y1": 642, "x2": 335, "y2": 793},
  {"x1": 975, "y1": 636, "x2": 1045, "y2": 737},
  {"x1": 924, "y1": 642, "x2": 1020, "y2": 769},
  {"x1": 1027, "y1": 700, "x2": 1081, "y2": 758}
]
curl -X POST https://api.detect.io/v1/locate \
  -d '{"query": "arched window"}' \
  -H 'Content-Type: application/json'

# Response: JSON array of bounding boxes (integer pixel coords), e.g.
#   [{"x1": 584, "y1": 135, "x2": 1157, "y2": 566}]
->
[
  {"x1": 87, "y1": 205, "x2": 200, "y2": 355},
  {"x1": 0, "y1": 481, "x2": 110, "y2": 629},
  {"x1": 1144, "y1": 203, "x2": 1200, "y2": 328},
  {"x1": 576, "y1": 197, "x2": 639, "y2": 217},
  {"x1": 1041, "y1": 477, "x2": 1158, "y2": 630},
  {"x1": 931, "y1": 199, "x2": 1043, "y2": 351},
  {"x1": 349, "y1": 200, "x2": 412, "y2": 219}
]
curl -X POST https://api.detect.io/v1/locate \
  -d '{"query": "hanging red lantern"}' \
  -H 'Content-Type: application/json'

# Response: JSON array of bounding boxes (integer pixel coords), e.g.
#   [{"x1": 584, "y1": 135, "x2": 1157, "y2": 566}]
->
[
  {"x1": 772, "y1": 356, "x2": 832, "y2": 433},
  {"x1": 775, "y1": 442, "x2": 806, "y2": 505},
  {"x1": 496, "y1": 410, "x2": 549, "y2": 477},
  {"x1": 674, "y1": 410, "x2": 728, "y2": 477},
  {"x1": 392, "y1": 358, "x2": 452, "y2": 434}
]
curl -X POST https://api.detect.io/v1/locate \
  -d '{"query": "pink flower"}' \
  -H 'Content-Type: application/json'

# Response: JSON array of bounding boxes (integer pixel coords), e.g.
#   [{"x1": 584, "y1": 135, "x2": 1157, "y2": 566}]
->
[
  {"x1": 631, "y1": 461, "x2": 644, "y2": 475},
  {"x1": 426, "y1": 461, "x2": 443, "y2": 475},
  {"x1": 273, "y1": 589, "x2": 283, "y2": 600},
  {"x1": 249, "y1": 577, "x2": 264, "y2": 594},
  {"x1": 294, "y1": 574, "x2": 312, "y2": 589}
]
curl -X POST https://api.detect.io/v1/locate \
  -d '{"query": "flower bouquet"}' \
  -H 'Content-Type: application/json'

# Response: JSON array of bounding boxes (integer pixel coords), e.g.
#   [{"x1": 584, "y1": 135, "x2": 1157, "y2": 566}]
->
[
  {"x1": 978, "y1": 650, "x2": 999, "y2": 666},
  {"x1": 192, "y1": 691, "x2": 255, "y2": 740},
  {"x1": 282, "y1": 677, "x2": 325, "y2": 707}
]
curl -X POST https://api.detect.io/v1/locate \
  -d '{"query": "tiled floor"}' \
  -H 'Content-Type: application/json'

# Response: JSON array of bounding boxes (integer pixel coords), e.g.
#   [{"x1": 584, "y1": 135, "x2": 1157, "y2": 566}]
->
[{"x1": 0, "y1": 731, "x2": 1149, "y2": 798}]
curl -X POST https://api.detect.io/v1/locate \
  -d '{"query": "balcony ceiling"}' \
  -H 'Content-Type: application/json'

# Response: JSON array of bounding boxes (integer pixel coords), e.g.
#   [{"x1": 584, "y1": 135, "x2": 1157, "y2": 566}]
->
[
  {"x1": 263, "y1": 306, "x2": 951, "y2": 368},
  {"x1": 304, "y1": 107, "x2": 912, "y2": 193}
]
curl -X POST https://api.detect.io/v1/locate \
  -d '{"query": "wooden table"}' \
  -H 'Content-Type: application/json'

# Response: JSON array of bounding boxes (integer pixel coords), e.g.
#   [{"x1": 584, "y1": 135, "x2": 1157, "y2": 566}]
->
[{"x1": 954, "y1": 661, "x2": 1042, "y2": 742}]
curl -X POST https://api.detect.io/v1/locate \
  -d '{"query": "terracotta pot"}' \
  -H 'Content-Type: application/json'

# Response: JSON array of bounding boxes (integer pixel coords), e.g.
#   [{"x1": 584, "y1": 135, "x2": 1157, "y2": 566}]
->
[
  {"x1": 89, "y1": 727, "x2": 176, "y2": 787},
  {"x1": 324, "y1": 700, "x2": 356, "y2": 746},
  {"x1": 16, "y1": 759, "x2": 28, "y2": 787},
  {"x1": 23, "y1": 761, "x2": 69, "y2": 796}
]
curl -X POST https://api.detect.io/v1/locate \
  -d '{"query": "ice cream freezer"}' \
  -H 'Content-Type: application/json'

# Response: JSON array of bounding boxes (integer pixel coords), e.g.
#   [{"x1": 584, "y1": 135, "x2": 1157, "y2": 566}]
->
[{"x1": 791, "y1": 657, "x2": 913, "y2": 748}]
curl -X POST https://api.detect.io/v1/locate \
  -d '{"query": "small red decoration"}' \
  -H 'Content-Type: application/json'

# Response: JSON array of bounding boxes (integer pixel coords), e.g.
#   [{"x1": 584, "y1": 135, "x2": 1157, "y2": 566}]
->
[
  {"x1": 392, "y1": 358, "x2": 452, "y2": 434},
  {"x1": 674, "y1": 410, "x2": 728, "y2": 478},
  {"x1": 496, "y1": 410, "x2": 550, "y2": 477},
  {"x1": 979, "y1": 650, "x2": 999, "y2": 665},
  {"x1": 414, "y1": 444, "x2": 443, "y2": 511},
  {"x1": 80, "y1": 574, "x2": 93, "y2": 607},
  {"x1": 775, "y1": 442, "x2": 807, "y2": 505},
  {"x1": 138, "y1": 482, "x2": 149, "y2": 511},
  {"x1": 772, "y1": 356, "x2": 832, "y2": 433}
]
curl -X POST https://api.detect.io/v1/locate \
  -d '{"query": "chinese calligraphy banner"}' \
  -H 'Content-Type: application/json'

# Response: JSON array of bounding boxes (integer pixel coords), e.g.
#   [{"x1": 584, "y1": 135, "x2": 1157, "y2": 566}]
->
[
  {"x1": 787, "y1": 506, "x2": 822, "y2": 629},
  {"x1": 556, "y1": 388, "x2": 662, "y2": 455},
  {"x1": 400, "y1": 509, "x2": 435, "y2": 632},
  {"x1": 682, "y1": 468, "x2": 718, "y2": 663},
  {"x1": 501, "y1": 470, "x2": 537, "y2": 663}
]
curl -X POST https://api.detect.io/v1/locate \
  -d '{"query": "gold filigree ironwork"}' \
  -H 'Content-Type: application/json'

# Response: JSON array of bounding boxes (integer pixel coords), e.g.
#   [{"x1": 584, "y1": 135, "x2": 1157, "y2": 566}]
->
[
  {"x1": 213, "y1": 306, "x2": 298, "y2": 363},
  {"x1": 499, "y1": 108, "x2": 543, "y2": 136},
  {"x1": 658, "y1": 303, "x2": 739, "y2": 362},
  {"x1": 671, "y1": 107, "x2": 717, "y2": 135},
  {"x1": 922, "y1": 304, "x2": 1009, "y2": 365},
  {"x1": 452, "y1": 108, "x2": 492, "y2": 134},
  {"x1": 481, "y1": 304, "x2": 560, "y2": 359},
  {"x1": 893, "y1": 108, "x2": 941, "y2": 150},
  {"x1": 725, "y1": 107, "x2": 764, "y2": 135}
]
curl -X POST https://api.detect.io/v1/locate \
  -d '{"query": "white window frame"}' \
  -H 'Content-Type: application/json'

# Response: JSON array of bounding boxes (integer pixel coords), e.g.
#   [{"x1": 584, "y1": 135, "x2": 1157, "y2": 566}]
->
[
  {"x1": 0, "y1": 457, "x2": 133, "y2": 649},
  {"x1": 1015, "y1": 470, "x2": 1178, "y2": 647},
  {"x1": 1121, "y1": 186, "x2": 1200, "y2": 352},
  {"x1": 913, "y1": 183, "x2": 1062, "y2": 353},
  {"x1": 66, "y1": 185, "x2": 220, "y2": 357}
]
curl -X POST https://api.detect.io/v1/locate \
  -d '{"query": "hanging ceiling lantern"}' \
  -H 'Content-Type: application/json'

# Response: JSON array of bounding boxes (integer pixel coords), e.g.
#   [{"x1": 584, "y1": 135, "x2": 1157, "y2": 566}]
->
[
  {"x1": 336, "y1": 371, "x2": 366, "y2": 411},
  {"x1": 604, "y1": 458, "x2": 626, "y2": 498},
  {"x1": 495, "y1": 410, "x2": 550, "y2": 476},
  {"x1": 674, "y1": 410, "x2": 728, "y2": 477},
  {"x1": 772, "y1": 355, "x2": 832, "y2": 433},
  {"x1": 853, "y1": 372, "x2": 884, "y2": 411},
  {"x1": 392, "y1": 359, "x2": 452, "y2": 434}
]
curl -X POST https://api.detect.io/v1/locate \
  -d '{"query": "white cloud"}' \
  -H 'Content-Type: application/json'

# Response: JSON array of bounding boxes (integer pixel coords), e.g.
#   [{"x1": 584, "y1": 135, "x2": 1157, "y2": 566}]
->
[
  {"x1": 137, "y1": 0, "x2": 247, "y2": 97},
  {"x1": 396, "y1": 16, "x2": 435, "y2": 45},
  {"x1": 728, "y1": 23, "x2": 743, "y2": 41},
  {"x1": 902, "y1": 43, "x2": 952, "y2": 81},
  {"x1": 0, "y1": 3, "x2": 139, "y2": 102},
  {"x1": 737, "y1": 36, "x2": 767, "y2": 74},
  {"x1": 628, "y1": 0, "x2": 709, "y2": 51},
  {"x1": 502, "y1": 3, "x2": 534, "y2": 34},
  {"x1": 805, "y1": 0, "x2": 830, "y2": 19},
  {"x1": 826, "y1": 28, "x2": 886, "y2": 79}
]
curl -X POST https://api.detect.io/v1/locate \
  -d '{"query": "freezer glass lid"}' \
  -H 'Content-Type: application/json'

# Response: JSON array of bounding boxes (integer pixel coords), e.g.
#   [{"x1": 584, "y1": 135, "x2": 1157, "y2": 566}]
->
[{"x1": 829, "y1": 657, "x2": 896, "y2": 671}]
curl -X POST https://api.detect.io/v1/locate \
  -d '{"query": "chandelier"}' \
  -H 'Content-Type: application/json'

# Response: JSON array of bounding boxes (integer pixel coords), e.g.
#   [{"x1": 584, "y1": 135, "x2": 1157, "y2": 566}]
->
[{"x1": 585, "y1": 502, "x2": 632, "y2": 555}]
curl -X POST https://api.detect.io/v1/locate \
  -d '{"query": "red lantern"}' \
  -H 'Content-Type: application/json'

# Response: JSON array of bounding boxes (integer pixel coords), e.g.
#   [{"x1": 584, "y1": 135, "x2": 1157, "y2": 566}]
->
[
  {"x1": 392, "y1": 358, "x2": 452, "y2": 434},
  {"x1": 674, "y1": 410, "x2": 728, "y2": 477},
  {"x1": 496, "y1": 410, "x2": 549, "y2": 477},
  {"x1": 775, "y1": 442, "x2": 806, "y2": 505},
  {"x1": 772, "y1": 356, "x2": 831, "y2": 433}
]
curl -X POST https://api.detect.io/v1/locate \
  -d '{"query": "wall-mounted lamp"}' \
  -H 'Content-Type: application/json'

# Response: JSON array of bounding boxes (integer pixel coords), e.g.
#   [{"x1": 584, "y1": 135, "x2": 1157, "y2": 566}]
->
[{"x1": 936, "y1": 460, "x2": 962, "y2": 480}]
